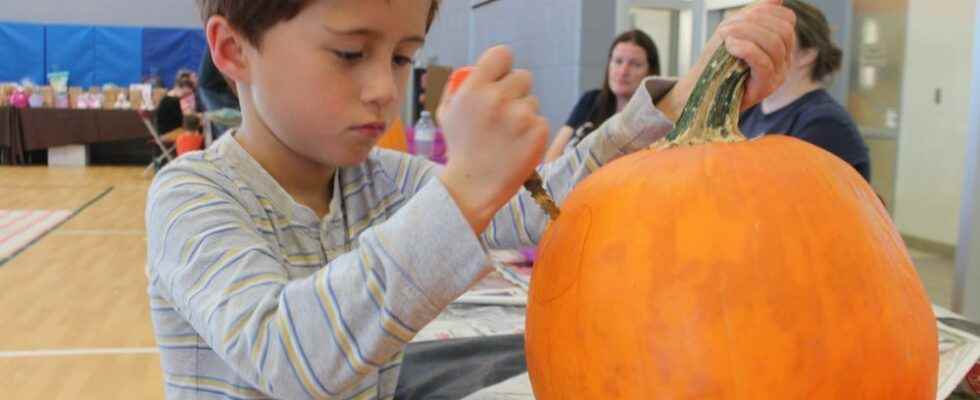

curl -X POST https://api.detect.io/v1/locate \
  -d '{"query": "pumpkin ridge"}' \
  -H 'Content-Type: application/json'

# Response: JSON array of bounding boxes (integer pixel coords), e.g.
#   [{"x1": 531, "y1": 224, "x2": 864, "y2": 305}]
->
[{"x1": 709, "y1": 142, "x2": 747, "y2": 399}]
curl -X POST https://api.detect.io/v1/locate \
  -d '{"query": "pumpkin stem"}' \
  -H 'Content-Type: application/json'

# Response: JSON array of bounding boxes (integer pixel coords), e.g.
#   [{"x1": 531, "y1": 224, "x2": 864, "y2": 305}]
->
[{"x1": 656, "y1": 45, "x2": 749, "y2": 148}]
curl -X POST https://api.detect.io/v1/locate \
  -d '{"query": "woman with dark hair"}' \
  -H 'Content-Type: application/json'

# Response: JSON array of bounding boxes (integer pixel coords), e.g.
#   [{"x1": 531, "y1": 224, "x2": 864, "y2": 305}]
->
[
  {"x1": 156, "y1": 75, "x2": 201, "y2": 137},
  {"x1": 543, "y1": 29, "x2": 661, "y2": 162},
  {"x1": 739, "y1": 0, "x2": 870, "y2": 180}
]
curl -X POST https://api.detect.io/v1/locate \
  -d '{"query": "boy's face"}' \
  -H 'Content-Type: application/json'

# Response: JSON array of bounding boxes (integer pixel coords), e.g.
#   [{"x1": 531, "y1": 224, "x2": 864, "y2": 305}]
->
[{"x1": 242, "y1": 0, "x2": 429, "y2": 166}]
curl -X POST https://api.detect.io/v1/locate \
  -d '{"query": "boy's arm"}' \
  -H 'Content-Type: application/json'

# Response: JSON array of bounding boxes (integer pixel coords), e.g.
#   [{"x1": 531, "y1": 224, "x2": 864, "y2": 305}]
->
[
  {"x1": 479, "y1": 78, "x2": 676, "y2": 249},
  {"x1": 147, "y1": 167, "x2": 489, "y2": 399}
]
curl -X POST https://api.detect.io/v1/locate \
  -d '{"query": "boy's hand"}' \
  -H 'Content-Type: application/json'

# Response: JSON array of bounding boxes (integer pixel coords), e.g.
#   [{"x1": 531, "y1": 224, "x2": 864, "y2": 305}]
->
[
  {"x1": 657, "y1": 0, "x2": 797, "y2": 121},
  {"x1": 437, "y1": 46, "x2": 550, "y2": 234}
]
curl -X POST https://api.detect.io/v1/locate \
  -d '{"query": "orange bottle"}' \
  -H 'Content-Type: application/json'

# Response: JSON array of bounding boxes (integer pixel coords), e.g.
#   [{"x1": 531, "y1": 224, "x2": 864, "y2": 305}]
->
[{"x1": 376, "y1": 117, "x2": 409, "y2": 153}]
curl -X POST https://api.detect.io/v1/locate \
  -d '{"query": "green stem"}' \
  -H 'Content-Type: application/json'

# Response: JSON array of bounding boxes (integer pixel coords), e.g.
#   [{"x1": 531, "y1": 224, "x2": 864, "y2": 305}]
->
[{"x1": 664, "y1": 46, "x2": 750, "y2": 146}]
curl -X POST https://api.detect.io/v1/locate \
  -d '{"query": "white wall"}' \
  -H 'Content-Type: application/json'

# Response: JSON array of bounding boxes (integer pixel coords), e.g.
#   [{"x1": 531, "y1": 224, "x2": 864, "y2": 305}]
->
[
  {"x1": 420, "y1": 0, "x2": 473, "y2": 69},
  {"x1": 579, "y1": 0, "x2": 618, "y2": 100},
  {"x1": 894, "y1": 0, "x2": 977, "y2": 245},
  {"x1": 952, "y1": 0, "x2": 980, "y2": 323},
  {"x1": 422, "y1": 0, "x2": 616, "y2": 137},
  {"x1": 631, "y1": 9, "x2": 674, "y2": 73},
  {"x1": 0, "y1": 0, "x2": 201, "y2": 28},
  {"x1": 477, "y1": 0, "x2": 581, "y2": 137}
]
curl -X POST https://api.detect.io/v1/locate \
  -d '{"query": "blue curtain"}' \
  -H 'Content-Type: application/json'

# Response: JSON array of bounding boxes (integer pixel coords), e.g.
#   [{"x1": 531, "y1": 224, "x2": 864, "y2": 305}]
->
[
  {"x1": 0, "y1": 22, "x2": 204, "y2": 88},
  {"x1": 0, "y1": 22, "x2": 46, "y2": 84},
  {"x1": 46, "y1": 24, "x2": 97, "y2": 87},
  {"x1": 94, "y1": 27, "x2": 143, "y2": 86},
  {"x1": 143, "y1": 28, "x2": 207, "y2": 87}
]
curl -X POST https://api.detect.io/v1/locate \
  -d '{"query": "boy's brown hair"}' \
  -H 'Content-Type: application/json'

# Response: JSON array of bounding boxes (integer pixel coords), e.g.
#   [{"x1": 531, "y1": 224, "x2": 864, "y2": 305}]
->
[
  {"x1": 195, "y1": 0, "x2": 442, "y2": 48},
  {"x1": 182, "y1": 114, "x2": 203, "y2": 133}
]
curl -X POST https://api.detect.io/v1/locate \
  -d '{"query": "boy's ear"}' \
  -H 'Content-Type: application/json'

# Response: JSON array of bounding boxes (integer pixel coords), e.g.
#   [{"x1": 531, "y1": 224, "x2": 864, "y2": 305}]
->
[{"x1": 206, "y1": 16, "x2": 251, "y2": 87}]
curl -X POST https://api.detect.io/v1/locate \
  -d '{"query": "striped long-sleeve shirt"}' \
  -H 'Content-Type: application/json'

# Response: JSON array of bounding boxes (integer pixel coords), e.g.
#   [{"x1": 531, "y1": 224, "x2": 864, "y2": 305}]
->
[{"x1": 145, "y1": 78, "x2": 675, "y2": 399}]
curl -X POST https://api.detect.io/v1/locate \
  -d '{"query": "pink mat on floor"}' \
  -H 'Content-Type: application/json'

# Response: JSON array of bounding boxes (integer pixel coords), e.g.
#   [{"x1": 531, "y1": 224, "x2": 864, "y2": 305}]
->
[{"x1": 0, "y1": 210, "x2": 72, "y2": 259}]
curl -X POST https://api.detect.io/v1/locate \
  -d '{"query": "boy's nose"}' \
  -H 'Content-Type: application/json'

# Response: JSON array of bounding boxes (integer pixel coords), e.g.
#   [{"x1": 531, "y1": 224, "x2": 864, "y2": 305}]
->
[{"x1": 362, "y1": 64, "x2": 398, "y2": 110}]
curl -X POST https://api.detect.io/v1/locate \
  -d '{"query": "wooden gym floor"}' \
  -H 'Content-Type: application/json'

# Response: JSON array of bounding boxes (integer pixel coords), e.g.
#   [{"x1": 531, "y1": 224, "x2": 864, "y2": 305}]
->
[
  {"x1": 0, "y1": 167, "x2": 161, "y2": 399},
  {"x1": 0, "y1": 166, "x2": 958, "y2": 399}
]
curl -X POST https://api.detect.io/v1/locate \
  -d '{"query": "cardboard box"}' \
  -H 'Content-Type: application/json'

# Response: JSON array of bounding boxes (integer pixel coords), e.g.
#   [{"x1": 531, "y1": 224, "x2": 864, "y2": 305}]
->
[
  {"x1": 0, "y1": 86, "x2": 12, "y2": 107},
  {"x1": 68, "y1": 87, "x2": 83, "y2": 108},
  {"x1": 48, "y1": 144, "x2": 89, "y2": 167},
  {"x1": 102, "y1": 87, "x2": 120, "y2": 109},
  {"x1": 423, "y1": 65, "x2": 452, "y2": 121},
  {"x1": 129, "y1": 88, "x2": 144, "y2": 110},
  {"x1": 41, "y1": 86, "x2": 55, "y2": 108}
]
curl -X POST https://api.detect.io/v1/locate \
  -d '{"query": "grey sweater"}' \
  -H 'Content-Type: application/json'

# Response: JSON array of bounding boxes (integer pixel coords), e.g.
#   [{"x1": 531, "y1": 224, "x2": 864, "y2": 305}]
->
[{"x1": 145, "y1": 78, "x2": 674, "y2": 399}]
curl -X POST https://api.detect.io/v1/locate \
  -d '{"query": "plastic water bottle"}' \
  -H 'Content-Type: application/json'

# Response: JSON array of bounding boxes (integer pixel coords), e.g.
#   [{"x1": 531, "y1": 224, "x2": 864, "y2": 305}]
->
[{"x1": 414, "y1": 111, "x2": 437, "y2": 161}]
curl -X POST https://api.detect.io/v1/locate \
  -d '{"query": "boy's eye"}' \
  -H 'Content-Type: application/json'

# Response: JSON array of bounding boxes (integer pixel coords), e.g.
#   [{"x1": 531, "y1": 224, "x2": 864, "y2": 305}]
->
[
  {"x1": 393, "y1": 55, "x2": 414, "y2": 67},
  {"x1": 333, "y1": 50, "x2": 365, "y2": 62}
]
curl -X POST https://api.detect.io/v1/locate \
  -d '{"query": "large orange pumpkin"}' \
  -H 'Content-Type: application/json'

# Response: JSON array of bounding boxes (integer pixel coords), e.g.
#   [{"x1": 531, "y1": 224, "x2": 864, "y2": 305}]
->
[{"x1": 525, "y1": 48, "x2": 938, "y2": 399}]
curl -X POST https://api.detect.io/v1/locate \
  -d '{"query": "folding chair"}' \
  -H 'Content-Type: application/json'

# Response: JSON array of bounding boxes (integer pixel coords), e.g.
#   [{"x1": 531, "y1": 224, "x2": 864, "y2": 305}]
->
[
  {"x1": 138, "y1": 107, "x2": 240, "y2": 177},
  {"x1": 138, "y1": 109, "x2": 175, "y2": 177}
]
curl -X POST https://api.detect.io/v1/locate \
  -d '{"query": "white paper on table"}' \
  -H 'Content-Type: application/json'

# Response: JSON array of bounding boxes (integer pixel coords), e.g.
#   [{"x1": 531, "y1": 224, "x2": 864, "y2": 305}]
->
[
  {"x1": 462, "y1": 373, "x2": 534, "y2": 399},
  {"x1": 936, "y1": 318, "x2": 980, "y2": 399}
]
